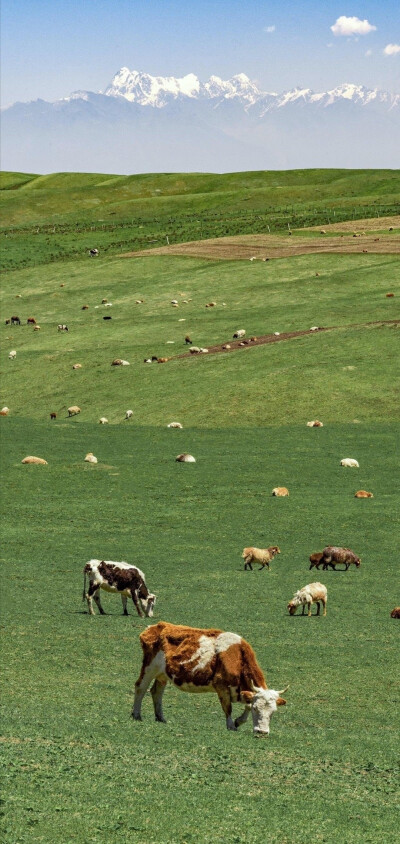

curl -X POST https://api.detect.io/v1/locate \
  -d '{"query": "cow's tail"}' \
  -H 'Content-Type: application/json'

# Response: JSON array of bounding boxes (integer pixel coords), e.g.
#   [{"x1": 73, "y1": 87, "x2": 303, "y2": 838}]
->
[{"x1": 82, "y1": 567, "x2": 88, "y2": 601}]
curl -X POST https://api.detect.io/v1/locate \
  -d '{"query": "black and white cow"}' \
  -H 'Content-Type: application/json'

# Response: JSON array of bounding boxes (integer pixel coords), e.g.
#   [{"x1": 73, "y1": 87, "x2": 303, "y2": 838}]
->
[{"x1": 83, "y1": 559, "x2": 156, "y2": 617}]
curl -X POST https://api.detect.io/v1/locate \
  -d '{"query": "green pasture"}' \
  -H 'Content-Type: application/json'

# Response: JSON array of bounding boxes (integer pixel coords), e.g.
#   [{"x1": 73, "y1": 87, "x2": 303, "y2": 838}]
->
[
  {"x1": 1, "y1": 170, "x2": 399, "y2": 842},
  {"x1": 1, "y1": 168, "x2": 399, "y2": 270},
  {"x1": 1, "y1": 420, "x2": 399, "y2": 843}
]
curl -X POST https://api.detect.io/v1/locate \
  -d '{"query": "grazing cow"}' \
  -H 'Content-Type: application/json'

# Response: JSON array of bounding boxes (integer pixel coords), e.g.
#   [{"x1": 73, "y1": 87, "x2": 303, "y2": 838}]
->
[
  {"x1": 242, "y1": 546, "x2": 280, "y2": 571},
  {"x1": 57, "y1": 324, "x2": 69, "y2": 332},
  {"x1": 287, "y1": 582, "x2": 327, "y2": 617},
  {"x1": 83, "y1": 560, "x2": 156, "y2": 617},
  {"x1": 320, "y1": 546, "x2": 361, "y2": 571},
  {"x1": 89, "y1": 249, "x2": 99, "y2": 257},
  {"x1": 27, "y1": 317, "x2": 37, "y2": 325},
  {"x1": 354, "y1": 490, "x2": 373, "y2": 498},
  {"x1": 309, "y1": 552, "x2": 324, "y2": 570},
  {"x1": 390, "y1": 607, "x2": 400, "y2": 618},
  {"x1": 340, "y1": 458, "x2": 359, "y2": 468},
  {"x1": 272, "y1": 487, "x2": 289, "y2": 497},
  {"x1": 11, "y1": 316, "x2": 21, "y2": 325},
  {"x1": 50, "y1": 412, "x2": 57, "y2": 420},
  {"x1": 132, "y1": 621, "x2": 288, "y2": 735}
]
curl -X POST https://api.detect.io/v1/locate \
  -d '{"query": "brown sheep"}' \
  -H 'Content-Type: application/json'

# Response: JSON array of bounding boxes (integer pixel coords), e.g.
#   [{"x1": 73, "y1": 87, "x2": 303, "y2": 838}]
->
[
  {"x1": 320, "y1": 546, "x2": 361, "y2": 570},
  {"x1": 27, "y1": 317, "x2": 37, "y2": 325},
  {"x1": 50, "y1": 412, "x2": 57, "y2": 420},
  {"x1": 390, "y1": 607, "x2": 400, "y2": 618},
  {"x1": 272, "y1": 487, "x2": 289, "y2": 497},
  {"x1": 157, "y1": 357, "x2": 169, "y2": 364},
  {"x1": 309, "y1": 552, "x2": 324, "y2": 570},
  {"x1": 242, "y1": 546, "x2": 280, "y2": 571},
  {"x1": 354, "y1": 490, "x2": 373, "y2": 498}
]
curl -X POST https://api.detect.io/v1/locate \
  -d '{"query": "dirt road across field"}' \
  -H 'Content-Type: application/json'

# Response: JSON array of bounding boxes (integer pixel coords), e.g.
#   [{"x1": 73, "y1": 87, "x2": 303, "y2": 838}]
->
[
  {"x1": 121, "y1": 216, "x2": 399, "y2": 262},
  {"x1": 165, "y1": 320, "x2": 400, "y2": 360}
]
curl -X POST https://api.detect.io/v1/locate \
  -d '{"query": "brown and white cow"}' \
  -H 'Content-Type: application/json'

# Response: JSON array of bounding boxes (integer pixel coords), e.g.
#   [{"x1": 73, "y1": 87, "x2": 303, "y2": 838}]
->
[
  {"x1": 132, "y1": 621, "x2": 288, "y2": 736},
  {"x1": 83, "y1": 560, "x2": 156, "y2": 617}
]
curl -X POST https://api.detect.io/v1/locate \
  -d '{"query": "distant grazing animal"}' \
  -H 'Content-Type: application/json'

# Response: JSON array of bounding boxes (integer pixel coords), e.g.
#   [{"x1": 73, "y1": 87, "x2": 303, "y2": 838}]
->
[
  {"x1": 21, "y1": 456, "x2": 48, "y2": 465},
  {"x1": 272, "y1": 487, "x2": 289, "y2": 497},
  {"x1": 132, "y1": 621, "x2": 288, "y2": 735},
  {"x1": 111, "y1": 358, "x2": 130, "y2": 366},
  {"x1": 103, "y1": 303, "x2": 112, "y2": 307},
  {"x1": 287, "y1": 582, "x2": 327, "y2": 617},
  {"x1": 222, "y1": 344, "x2": 231, "y2": 350},
  {"x1": 309, "y1": 326, "x2": 320, "y2": 332},
  {"x1": 102, "y1": 298, "x2": 108, "y2": 304},
  {"x1": 89, "y1": 249, "x2": 99, "y2": 257},
  {"x1": 242, "y1": 546, "x2": 280, "y2": 571},
  {"x1": 185, "y1": 336, "x2": 192, "y2": 345},
  {"x1": 103, "y1": 315, "x2": 112, "y2": 320},
  {"x1": 81, "y1": 305, "x2": 89, "y2": 310},
  {"x1": 151, "y1": 356, "x2": 159, "y2": 362},
  {"x1": 205, "y1": 302, "x2": 216, "y2": 308},
  {"x1": 176, "y1": 453, "x2": 196, "y2": 463},
  {"x1": 171, "y1": 300, "x2": 178, "y2": 305},
  {"x1": 233, "y1": 330, "x2": 246, "y2": 339},
  {"x1": 386, "y1": 293, "x2": 394, "y2": 298},
  {"x1": 11, "y1": 316, "x2": 21, "y2": 325},
  {"x1": 200, "y1": 348, "x2": 209, "y2": 353},
  {"x1": 125, "y1": 410, "x2": 133, "y2": 420},
  {"x1": 72, "y1": 364, "x2": 82, "y2": 370},
  {"x1": 274, "y1": 332, "x2": 280, "y2": 336},
  {"x1": 99, "y1": 417, "x2": 108, "y2": 424},
  {"x1": 0, "y1": 407, "x2": 10, "y2": 416},
  {"x1": 168, "y1": 422, "x2": 183, "y2": 429},
  {"x1": 307, "y1": 420, "x2": 323, "y2": 427},
  {"x1": 340, "y1": 458, "x2": 359, "y2": 468},
  {"x1": 354, "y1": 490, "x2": 373, "y2": 498},
  {"x1": 50, "y1": 412, "x2": 57, "y2": 420},
  {"x1": 85, "y1": 453, "x2": 98, "y2": 464},
  {"x1": 5, "y1": 319, "x2": 11, "y2": 325},
  {"x1": 144, "y1": 358, "x2": 152, "y2": 363},
  {"x1": 33, "y1": 325, "x2": 41, "y2": 331},
  {"x1": 157, "y1": 357, "x2": 169, "y2": 363},
  {"x1": 68, "y1": 406, "x2": 81, "y2": 417},
  {"x1": 135, "y1": 300, "x2": 144, "y2": 304},
  {"x1": 57, "y1": 324, "x2": 69, "y2": 332},
  {"x1": 83, "y1": 559, "x2": 156, "y2": 617},
  {"x1": 320, "y1": 546, "x2": 361, "y2": 571},
  {"x1": 189, "y1": 347, "x2": 201, "y2": 354},
  {"x1": 8, "y1": 351, "x2": 16, "y2": 360},
  {"x1": 390, "y1": 607, "x2": 400, "y2": 618},
  {"x1": 27, "y1": 317, "x2": 37, "y2": 325},
  {"x1": 309, "y1": 552, "x2": 324, "y2": 570}
]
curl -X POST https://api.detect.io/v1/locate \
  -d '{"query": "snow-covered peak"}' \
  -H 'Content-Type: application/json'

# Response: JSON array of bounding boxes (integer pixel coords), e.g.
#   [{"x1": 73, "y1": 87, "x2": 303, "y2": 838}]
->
[{"x1": 104, "y1": 69, "x2": 201, "y2": 106}]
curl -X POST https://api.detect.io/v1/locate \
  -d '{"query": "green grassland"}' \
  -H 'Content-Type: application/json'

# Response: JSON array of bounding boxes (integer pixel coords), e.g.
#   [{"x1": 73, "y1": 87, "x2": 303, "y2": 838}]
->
[
  {"x1": 1, "y1": 168, "x2": 399, "y2": 270},
  {"x1": 1, "y1": 170, "x2": 399, "y2": 843}
]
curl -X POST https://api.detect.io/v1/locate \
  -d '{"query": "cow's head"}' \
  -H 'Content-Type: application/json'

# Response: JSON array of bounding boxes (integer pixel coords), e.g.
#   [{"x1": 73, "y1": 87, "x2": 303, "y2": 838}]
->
[
  {"x1": 141, "y1": 593, "x2": 156, "y2": 617},
  {"x1": 241, "y1": 686, "x2": 288, "y2": 736}
]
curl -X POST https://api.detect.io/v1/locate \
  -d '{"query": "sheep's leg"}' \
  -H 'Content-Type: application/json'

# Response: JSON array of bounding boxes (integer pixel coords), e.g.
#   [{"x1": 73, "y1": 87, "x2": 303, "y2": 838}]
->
[
  {"x1": 307, "y1": 602, "x2": 312, "y2": 617},
  {"x1": 121, "y1": 594, "x2": 128, "y2": 615},
  {"x1": 150, "y1": 678, "x2": 167, "y2": 722},
  {"x1": 301, "y1": 604, "x2": 306, "y2": 615},
  {"x1": 323, "y1": 599, "x2": 327, "y2": 617},
  {"x1": 234, "y1": 706, "x2": 251, "y2": 729},
  {"x1": 130, "y1": 587, "x2": 143, "y2": 617},
  {"x1": 315, "y1": 601, "x2": 320, "y2": 616},
  {"x1": 215, "y1": 686, "x2": 236, "y2": 730},
  {"x1": 244, "y1": 559, "x2": 253, "y2": 571}
]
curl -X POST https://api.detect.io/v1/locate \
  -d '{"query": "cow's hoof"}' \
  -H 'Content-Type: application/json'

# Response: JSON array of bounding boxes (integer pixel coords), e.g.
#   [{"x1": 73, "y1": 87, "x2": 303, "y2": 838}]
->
[
  {"x1": 155, "y1": 716, "x2": 167, "y2": 723},
  {"x1": 132, "y1": 713, "x2": 142, "y2": 721}
]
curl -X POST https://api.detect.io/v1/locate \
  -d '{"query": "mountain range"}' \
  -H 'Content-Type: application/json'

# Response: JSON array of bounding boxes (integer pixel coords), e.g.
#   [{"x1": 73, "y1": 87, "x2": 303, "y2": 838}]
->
[{"x1": 2, "y1": 68, "x2": 399, "y2": 174}]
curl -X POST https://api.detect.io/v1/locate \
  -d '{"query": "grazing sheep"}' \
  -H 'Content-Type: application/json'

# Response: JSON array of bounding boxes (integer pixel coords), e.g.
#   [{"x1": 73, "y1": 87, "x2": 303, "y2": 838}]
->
[
  {"x1": 167, "y1": 422, "x2": 183, "y2": 429},
  {"x1": 50, "y1": 412, "x2": 57, "y2": 420},
  {"x1": 82, "y1": 305, "x2": 89, "y2": 310},
  {"x1": 200, "y1": 348, "x2": 209, "y2": 354},
  {"x1": 103, "y1": 316, "x2": 112, "y2": 320},
  {"x1": 171, "y1": 299, "x2": 178, "y2": 305},
  {"x1": 272, "y1": 487, "x2": 289, "y2": 497},
  {"x1": 274, "y1": 332, "x2": 280, "y2": 336},
  {"x1": 306, "y1": 420, "x2": 323, "y2": 427},
  {"x1": 21, "y1": 456, "x2": 48, "y2": 465},
  {"x1": 11, "y1": 316, "x2": 21, "y2": 325},
  {"x1": 287, "y1": 582, "x2": 327, "y2": 617},
  {"x1": 0, "y1": 407, "x2": 10, "y2": 416},
  {"x1": 102, "y1": 298, "x2": 108, "y2": 304},
  {"x1": 390, "y1": 607, "x2": 400, "y2": 618},
  {"x1": 68, "y1": 406, "x2": 81, "y2": 417},
  {"x1": 176, "y1": 453, "x2": 196, "y2": 463},
  {"x1": 309, "y1": 552, "x2": 324, "y2": 570},
  {"x1": 242, "y1": 546, "x2": 280, "y2": 571},
  {"x1": 4, "y1": 319, "x2": 11, "y2": 325},
  {"x1": 27, "y1": 317, "x2": 37, "y2": 325},
  {"x1": 340, "y1": 458, "x2": 359, "y2": 468},
  {"x1": 189, "y1": 347, "x2": 201, "y2": 354},
  {"x1": 57, "y1": 324, "x2": 69, "y2": 332},
  {"x1": 135, "y1": 300, "x2": 144, "y2": 304},
  {"x1": 144, "y1": 358, "x2": 152, "y2": 364},
  {"x1": 205, "y1": 302, "x2": 216, "y2": 308},
  {"x1": 354, "y1": 490, "x2": 373, "y2": 498},
  {"x1": 185, "y1": 335, "x2": 192, "y2": 345},
  {"x1": 111, "y1": 359, "x2": 130, "y2": 366},
  {"x1": 99, "y1": 417, "x2": 108, "y2": 424},
  {"x1": 8, "y1": 351, "x2": 16, "y2": 360},
  {"x1": 33, "y1": 325, "x2": 41, "y2": 331},
  {"x1": 386, "y1": 293, "x2": 394, "y2": 298},
  {"x1": 85, "y1": 453, "x2": 98, "y2": 464},
  {"x1": 233, "y1": 330, "x2": 246, "y2": 339},
  {"x1": 72, "y1": 364, "x2": 82, "y2": 370},
  {"x1": 157, "y1": 357, "x2": 169, "y2": 364},
  {"x1": 320, "y1": 546, "x2": 361, "y2": 571},
  {"x1": 222, "y1": 344, "x2": 231, "y2": 350},
  {"x1": 89, "y1": 249, "x2": 99, "y2": 257},
  {"x1": 125, "y1": 410, "x2": 133, "y2": 420},
  {"x1": 103, "y1": 303, "x2": 112, "y2": 307},
  {"x1": 309, "y1": 326, "x2": 320, "y2": 332}
]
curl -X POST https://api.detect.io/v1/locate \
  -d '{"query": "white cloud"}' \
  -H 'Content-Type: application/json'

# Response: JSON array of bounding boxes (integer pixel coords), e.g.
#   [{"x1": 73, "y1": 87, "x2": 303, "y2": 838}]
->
[
  {"x1": 365, "y1": 49, "x2": 372, "y2": 57},
  {"x1": 264, "y1": 25, "x2": 276, "y2": 34},
  {"x1": 383, "y1": 43, "x2": 400, "y2": 55},
  {"x1": 331, "y1": 16, "x2": 377, "y2": 37}
]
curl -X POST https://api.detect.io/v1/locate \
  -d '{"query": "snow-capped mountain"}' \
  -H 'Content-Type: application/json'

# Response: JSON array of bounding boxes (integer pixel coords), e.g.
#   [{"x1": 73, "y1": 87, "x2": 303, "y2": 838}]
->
[{"x1": 2, "y1": 68, "x2": 399, "y2": 174}]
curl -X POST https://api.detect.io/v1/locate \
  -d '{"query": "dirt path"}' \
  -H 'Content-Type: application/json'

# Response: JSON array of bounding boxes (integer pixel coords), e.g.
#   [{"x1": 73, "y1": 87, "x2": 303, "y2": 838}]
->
[{"x1": 165, "y1": 320, "x2": 400, "y2": 361}]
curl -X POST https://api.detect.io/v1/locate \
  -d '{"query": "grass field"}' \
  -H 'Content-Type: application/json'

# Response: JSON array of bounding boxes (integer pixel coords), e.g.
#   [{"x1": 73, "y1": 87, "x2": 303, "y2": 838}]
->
[{"x1": 1, "y1": 169, "x2": 399, "y2": 843}]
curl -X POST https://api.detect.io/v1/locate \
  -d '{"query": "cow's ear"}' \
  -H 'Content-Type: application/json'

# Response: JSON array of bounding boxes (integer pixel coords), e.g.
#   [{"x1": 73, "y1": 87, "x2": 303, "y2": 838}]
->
[
  {"x1": 276, "y1": 697, "x2": 287, "y2": 706},
  {"x1": 240, "y1": 691, "x2": 254, "y2": 704}
]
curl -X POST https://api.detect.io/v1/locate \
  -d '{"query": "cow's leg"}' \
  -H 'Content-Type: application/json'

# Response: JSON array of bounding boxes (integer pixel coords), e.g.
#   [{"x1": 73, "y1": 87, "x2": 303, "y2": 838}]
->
[
  {"x1": 130, "y1": 587, "x2": 143, "y2": 617},
  {"x1": 150, "y1": 678, "x2": 167, "y2": 722},
  {"x1": 93, "y1": 589, "x2": 105, "y2": 615},
  {"x1": 132, "y1": 656, "x2": 164, "y2": 720},
  {"x1": 121, "y1": 594, "x2": 128, "y2": 615},
  {"x1": 86, "y1": 583, "x2": 102, "y2": 615},
  {"x1": 234, "y1": 706, "x2": 251, "y2": 729},
  {"x1": 215, "y1": 686, "x2": 236, "y2": 730}
]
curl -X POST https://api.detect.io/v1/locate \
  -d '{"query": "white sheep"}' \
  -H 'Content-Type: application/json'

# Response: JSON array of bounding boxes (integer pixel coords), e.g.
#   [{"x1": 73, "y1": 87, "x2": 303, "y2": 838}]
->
[
  {"x1": 8, "y1": 350, "x2": 16, "y2": 360},
  {"x1": 125, "y1": 410, "x2": 133, "y2": 420},
  {"x1": 99, "y1": 417, "x2": 108, "y2": 424},
  {"x1": 68, "y1": 406, "x2": 81, "y2": 417},
  {"x1": 168, "y1": 422, "x2": 183, "y2": 429},
  {"x1": 0, "y1": 407, "x2": 9, "y2": 416},
  {"x1": 85, "y1": 453, "x2": 98, "y2": 464},
  {"x1": 176, "y1": 453, "x2": 196, "y2": 463},
  {"x1": 21, "y1": 456, "x2": 48, "y2": 465},
  {"x1": 287, "y1": 582, "x2": 327, "y2": 617},
  {"x1": 233, "y1": 330, "x2": 246, "y2": 339},
  {"x1": 340, "y1": 458, "x2": 359, "y2": 468},
  {"x1": 307, "y1": 420, "x2": 323, "y2": 427}
]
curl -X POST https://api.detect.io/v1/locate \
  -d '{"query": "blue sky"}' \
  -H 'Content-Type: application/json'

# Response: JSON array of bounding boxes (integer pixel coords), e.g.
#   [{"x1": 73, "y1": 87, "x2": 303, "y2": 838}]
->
[{"x1": 1, "y1": 0, "x2": 399, "y2": 106}]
